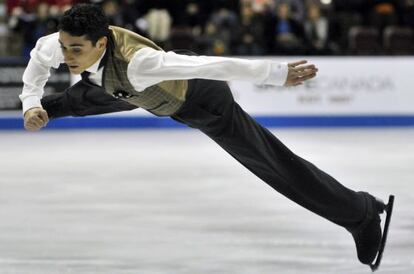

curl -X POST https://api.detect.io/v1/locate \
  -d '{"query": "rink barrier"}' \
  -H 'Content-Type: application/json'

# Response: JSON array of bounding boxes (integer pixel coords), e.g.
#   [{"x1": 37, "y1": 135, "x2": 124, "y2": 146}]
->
[{"x1": 1, "y1": 115, "x2": 414, "y2": 130}]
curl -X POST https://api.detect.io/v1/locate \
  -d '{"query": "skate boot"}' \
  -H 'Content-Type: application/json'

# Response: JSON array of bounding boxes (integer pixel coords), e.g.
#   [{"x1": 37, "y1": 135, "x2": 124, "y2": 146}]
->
[{"x1": 349, "y1": 194, "x2": 394, "y2": 272}]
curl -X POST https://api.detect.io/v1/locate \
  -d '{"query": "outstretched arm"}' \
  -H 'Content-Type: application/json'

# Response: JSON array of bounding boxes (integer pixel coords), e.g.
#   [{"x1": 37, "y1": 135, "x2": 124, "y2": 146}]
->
[{"x1": 127, "y1": 47, "x2": 318, "y2": 91}]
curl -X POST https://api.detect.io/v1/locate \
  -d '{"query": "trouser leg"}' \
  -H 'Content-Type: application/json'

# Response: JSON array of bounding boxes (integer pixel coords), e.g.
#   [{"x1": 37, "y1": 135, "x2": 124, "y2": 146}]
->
[{"x1": 172, "y1": 79, "x2": 367, "y2": 229}]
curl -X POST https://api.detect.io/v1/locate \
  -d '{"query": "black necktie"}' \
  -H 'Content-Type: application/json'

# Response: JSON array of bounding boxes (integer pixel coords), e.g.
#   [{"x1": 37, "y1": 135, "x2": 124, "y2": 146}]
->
[
  {"x1": 81, "y1": 50, "x2": 108, "y2": 83},
  {"x1": 81, "y1": 70, "x2": 91, "y2": 81}
]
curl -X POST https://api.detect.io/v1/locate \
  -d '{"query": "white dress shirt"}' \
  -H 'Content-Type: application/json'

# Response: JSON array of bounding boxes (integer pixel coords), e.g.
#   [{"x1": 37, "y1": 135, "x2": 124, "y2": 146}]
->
[{"x1": 20, "y1": 32, "x2": 289, "y2": 114}]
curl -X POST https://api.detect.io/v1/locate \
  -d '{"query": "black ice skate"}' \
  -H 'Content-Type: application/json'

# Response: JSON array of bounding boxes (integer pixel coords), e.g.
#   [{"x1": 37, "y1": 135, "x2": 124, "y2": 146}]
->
[{"x1": 350, "y1": 195, "x2": 394, "y2": 272}]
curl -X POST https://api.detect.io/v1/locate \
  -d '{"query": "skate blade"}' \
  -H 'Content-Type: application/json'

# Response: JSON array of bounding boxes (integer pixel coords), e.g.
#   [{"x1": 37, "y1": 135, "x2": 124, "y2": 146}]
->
[{"x1": 370, "y1": 195, "x2": 395, "y2": 272}]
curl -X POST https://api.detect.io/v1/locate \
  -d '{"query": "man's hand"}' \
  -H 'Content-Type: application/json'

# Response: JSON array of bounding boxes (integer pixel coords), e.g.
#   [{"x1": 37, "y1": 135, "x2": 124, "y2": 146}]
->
[
  {"x1": 284, "y1": 60, "x2": 318, "y2": 87},
  {"x1": 24, "y1": 107, "x2": 49, "y2": 131}
]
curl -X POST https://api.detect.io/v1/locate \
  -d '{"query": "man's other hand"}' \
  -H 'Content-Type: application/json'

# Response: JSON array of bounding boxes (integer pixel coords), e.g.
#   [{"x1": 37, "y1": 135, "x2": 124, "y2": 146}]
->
[
  {"x1": 284, "y1": 60, "x2": 318, "y2": 87},
  {"x1": 24, "y1": 107, "x2": 49, "y2": 131}
]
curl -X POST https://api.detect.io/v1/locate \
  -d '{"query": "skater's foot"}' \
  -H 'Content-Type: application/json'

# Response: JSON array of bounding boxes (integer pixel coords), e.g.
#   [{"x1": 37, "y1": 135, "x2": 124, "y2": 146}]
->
[
  {"x1": 348, "y1": 193, "x2": 394, "y2": 271},
  {"x1": 350, "y1": 195, "x2": 385, "y2": 264}
]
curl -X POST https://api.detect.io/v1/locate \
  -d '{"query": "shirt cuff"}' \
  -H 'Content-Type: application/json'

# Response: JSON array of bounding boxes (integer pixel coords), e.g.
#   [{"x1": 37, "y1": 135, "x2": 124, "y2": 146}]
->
[
  {"x1": 261, "y1": 61, "x2": 289, "y2": 86},
  {"x1": 20, "y1": 95, "x2": 42, "y2": 115}
]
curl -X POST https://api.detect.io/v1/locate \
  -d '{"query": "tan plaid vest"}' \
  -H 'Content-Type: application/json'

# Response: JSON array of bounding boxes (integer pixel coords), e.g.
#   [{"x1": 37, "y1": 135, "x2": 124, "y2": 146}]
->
[{"x1": 102, "y1": 26, "x2": 188, "y2": 116}]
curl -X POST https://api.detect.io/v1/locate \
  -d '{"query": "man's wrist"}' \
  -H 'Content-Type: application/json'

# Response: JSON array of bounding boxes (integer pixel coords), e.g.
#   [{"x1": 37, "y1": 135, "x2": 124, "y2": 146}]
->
[
  {"x1": 23, "y1": 107, "x2": 42, "y2": 118},
  {"x1": 21, "y1": 96, "x2": 42, "y2": 115}
]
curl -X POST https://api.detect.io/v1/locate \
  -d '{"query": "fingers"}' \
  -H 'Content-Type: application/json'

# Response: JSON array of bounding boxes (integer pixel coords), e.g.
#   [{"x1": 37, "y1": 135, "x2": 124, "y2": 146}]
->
[
  {"x1": 294, "y1": 64, "x2": 317, "y2": 73},
  {"x1": 298, "y1": 67, "x2": 318, "y2": 77},
  {"x1": 288, "y1": 60, "x2": 307, "y2": 67},
  {"x1": 285, "y1": 65, "x2": 318, "y2": 86},
  {"x1": 39, "y1": 109, "x2": 49, "y2": 125},
  {"x1": 25, "y1": 116, "x2": 44, "y2": 131},
  {"x1": 294, "y1": 69, "x2": 317, "y2": 82},
  {"x1": 289, "y1": 67, "x2": 317, "y2": 79},
  {"x1": 297, "y1": 72, "x2": 317, "y2": 82}
]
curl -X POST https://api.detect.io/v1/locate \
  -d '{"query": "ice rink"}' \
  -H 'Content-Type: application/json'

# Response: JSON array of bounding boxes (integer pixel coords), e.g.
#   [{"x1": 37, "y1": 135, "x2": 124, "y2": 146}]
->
[{"x1": 0, "y1": 128, "x2": 413, "y2": 274}]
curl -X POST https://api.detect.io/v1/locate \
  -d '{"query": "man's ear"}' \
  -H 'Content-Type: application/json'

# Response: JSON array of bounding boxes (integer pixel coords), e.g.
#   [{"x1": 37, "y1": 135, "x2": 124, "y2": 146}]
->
[{"x1": 97, "y1": 36, "x2": 107, "y2": 50}]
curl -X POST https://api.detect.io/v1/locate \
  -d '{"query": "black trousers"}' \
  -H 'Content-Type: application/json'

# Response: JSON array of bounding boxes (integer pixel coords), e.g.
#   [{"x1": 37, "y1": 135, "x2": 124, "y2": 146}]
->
[{"x1": 172, "y1": 79, "x2": 369, "y2": 230}]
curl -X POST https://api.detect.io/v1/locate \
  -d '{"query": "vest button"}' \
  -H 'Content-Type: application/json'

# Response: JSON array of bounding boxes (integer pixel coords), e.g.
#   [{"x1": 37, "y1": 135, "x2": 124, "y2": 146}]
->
[{"x1": 113, "y1": 90, "x2": 132, "y2": 99}]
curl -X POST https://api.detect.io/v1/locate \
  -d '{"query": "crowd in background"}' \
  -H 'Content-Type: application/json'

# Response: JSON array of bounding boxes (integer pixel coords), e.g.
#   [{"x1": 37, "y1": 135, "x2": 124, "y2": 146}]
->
[{"x1": 1, "y1": 0, "x2": 414, "y2": 58}]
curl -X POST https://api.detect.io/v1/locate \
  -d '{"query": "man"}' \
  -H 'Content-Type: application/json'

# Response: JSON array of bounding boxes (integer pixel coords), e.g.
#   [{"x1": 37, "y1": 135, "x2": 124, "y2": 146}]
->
[{"x1": 20, "y1": 4, "x2": 393, "y2": 271}]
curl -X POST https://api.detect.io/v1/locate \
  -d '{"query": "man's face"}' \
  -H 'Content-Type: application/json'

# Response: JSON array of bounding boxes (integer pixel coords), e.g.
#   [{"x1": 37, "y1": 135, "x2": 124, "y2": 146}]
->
[{"x1": 58, "y1": 31, "x2": 106, "y2": 74}]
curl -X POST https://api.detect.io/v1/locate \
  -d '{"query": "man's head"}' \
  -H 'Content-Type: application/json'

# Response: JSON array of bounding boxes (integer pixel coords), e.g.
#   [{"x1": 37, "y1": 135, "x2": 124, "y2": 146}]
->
[{"x1": 58, "y1": 4, "x2": 109, "y2": 74}]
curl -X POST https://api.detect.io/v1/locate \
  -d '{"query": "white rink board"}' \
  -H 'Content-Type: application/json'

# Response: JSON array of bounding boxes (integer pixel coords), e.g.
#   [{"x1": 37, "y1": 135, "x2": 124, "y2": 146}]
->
[{"x1": 229, "y1": 56, "x2": 414, "y2": 115}]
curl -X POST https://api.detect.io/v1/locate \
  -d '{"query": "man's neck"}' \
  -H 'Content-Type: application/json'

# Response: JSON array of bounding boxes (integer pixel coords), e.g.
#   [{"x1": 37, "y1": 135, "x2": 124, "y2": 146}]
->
[{"x1": 85, "y1": 49, "x2": 107, "y2": 73}]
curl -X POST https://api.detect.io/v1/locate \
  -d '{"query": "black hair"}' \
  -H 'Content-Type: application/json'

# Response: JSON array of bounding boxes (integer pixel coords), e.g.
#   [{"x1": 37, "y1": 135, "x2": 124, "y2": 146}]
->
[{"x1": 58, "y1": 4, "x2": 109, "y2": 46}]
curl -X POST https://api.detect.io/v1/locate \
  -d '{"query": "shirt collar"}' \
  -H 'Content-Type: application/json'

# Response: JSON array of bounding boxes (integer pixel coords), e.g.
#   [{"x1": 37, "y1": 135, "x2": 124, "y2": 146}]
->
[{"x1": 85, "y1": 49, "x2": 106, "y2": 74}]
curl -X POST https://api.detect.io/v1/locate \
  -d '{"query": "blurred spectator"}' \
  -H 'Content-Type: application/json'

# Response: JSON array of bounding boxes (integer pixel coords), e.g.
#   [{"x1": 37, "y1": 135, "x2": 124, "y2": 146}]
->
[
  {"x1": 6, "y1": 0, "x2": 37, "y2": 16},
  {"x1": 181, "y1": 2, "x2": 204, "y2": 36},
  {"x1": 274, "y1": 0, "x2": 305, "y2": 22},
  {"x1": 201, "y1": 22, "x2": 230, "y2": 56},
  {"x1": 265, "y1": 1, "x2": 305, "y2": 55},
  {"x1": 245, "y1": 0, "x2": 275, "y2": 13},
  {"x1": 206, "y1": 6, "x2": 239, "y2": 55},
  {"x1": 235, "y1": 3, "x2": 266, "y2": 55},
  {"x1": 2, "y1": 0, "x2": 414, "y2": 57},
  {"x1": 368, "y1": 0, "x2": 399, "y2": 33},
  {"x1": 165, "y1": 2, "x2": 203, "y2": 53},
  {"x1": 8, "y1": 2, "x2": 40, "y2": 58},
  {"x1": 37, "y1": 3, "x2": 59, "y2": 33},
  {"x1": 144, "y1": 7, "x2": 172, "y2": 47},
  {"x1": 102, "y1": 0, "x2": 123, "y2": 27},
  {"x1": 117, "y1": 0, "x2": 145, "y2": 34},
  {"x1": 303, "y1": 2, "x2": 329, "y2": 54}
]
